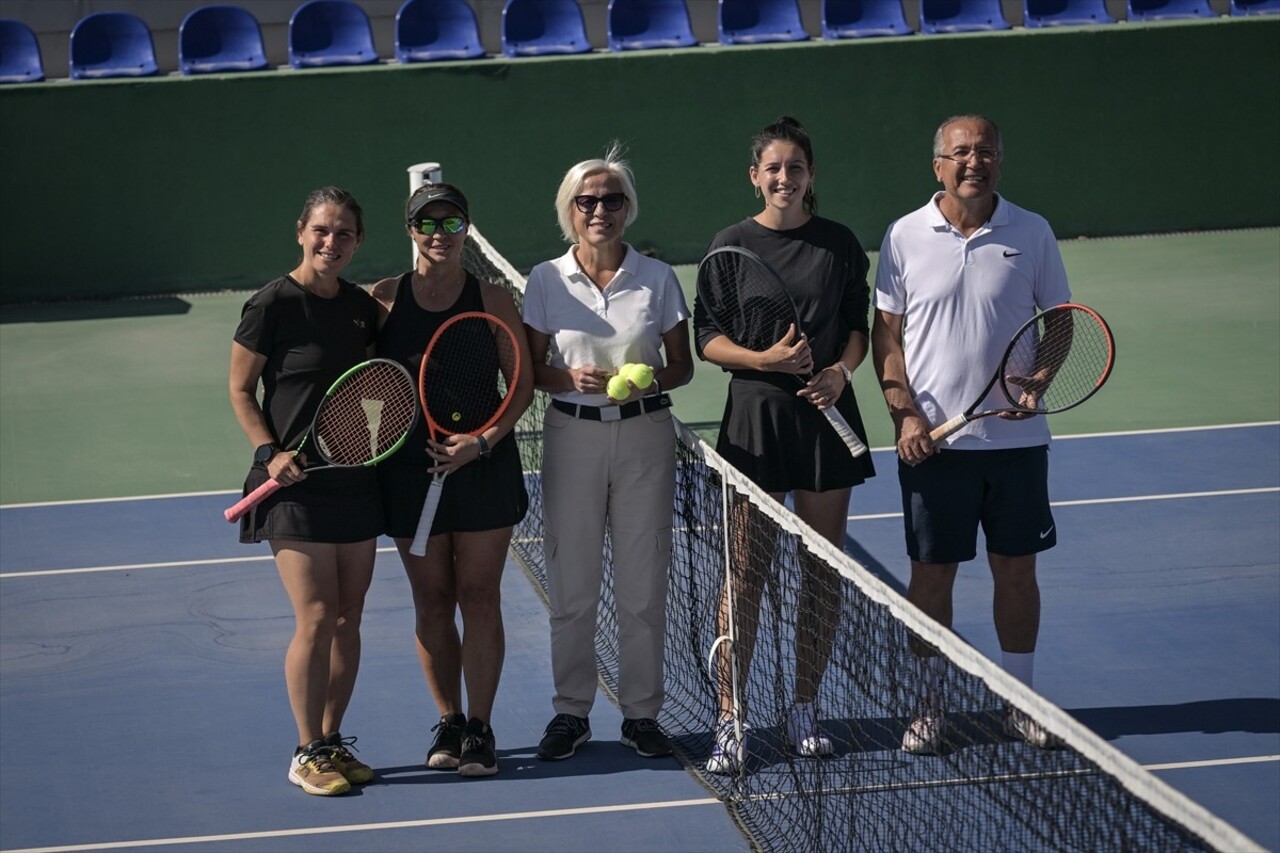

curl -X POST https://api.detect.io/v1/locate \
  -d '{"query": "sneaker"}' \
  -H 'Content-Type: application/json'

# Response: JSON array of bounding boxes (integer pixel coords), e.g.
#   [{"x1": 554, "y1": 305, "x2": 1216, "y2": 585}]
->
[
  {"x1": 324, "y1": 732, "x2": 375, "y2": 784},
  {"x1": 426, "y1": 712, "x2": 467, "y2": 770},
  {"x1": 620, "y1": 718, "x2": 673, "y2": 758},
  {"x1": 785, "y1": 703, "x2": 834, "y2": 758},
  {"x1": 901, "y1": 714, "x2": 946, "y2": 755},
  {"x1": 705, "y1": 719, "x2": 747, "y2": 776},
  {"x1": 1004, "y1": 706, "x2": 1064, "y2": 750},
  {"x1": 536, "y1": 713, "x2": 591, "y2": 761},
  {"x1": 288, "y1": 740, "x2": 352, "y2": 796},
  {"x1": 458, "y1": 717, "x2": 499, "y2": 777}
]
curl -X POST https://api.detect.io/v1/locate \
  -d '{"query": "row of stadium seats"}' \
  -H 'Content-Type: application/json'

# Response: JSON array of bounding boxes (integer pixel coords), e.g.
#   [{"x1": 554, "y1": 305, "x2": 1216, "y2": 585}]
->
[{"x1": 2, "y1": 0, "x2": 1276, "y2": 84}]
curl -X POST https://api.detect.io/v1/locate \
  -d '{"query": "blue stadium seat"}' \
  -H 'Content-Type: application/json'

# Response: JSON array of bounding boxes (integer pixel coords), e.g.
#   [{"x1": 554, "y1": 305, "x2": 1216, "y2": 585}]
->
[
  {"x1": 69, "y1": 12, "x2": 159, "y2": 80},
  {"x1": 821, "y1": 0, "x2": 911, "y2": 38},
  {"x1": 719, "y1": 0, "x2": 808, "y2": 44},
  {"x1": 0, "y1": 19, "x2": 44, "y2": 83},
  {"x1": 1230, "y1": 0, "x2": 1279, "y2": 11},
  {"x1": 608, "y1": 0, "x2": 699, "y2": 51},
  {"x1": 502, "y1": 0, "x2": 592, "y2": 56},
  {"x1": 179, "y1": 5, "x2": 270, "y2": 75},
  {"x1": 1127, "y1": 0, "x2": 1216, "y2": 18},
  {"x1": 1024, "y1": 0, "x2": 1116, "y2": 26},
  {"x1": 920, "y1": 0, "x2": 1011, "y2": 32},
  {"x1": 289, "y1": 0, "x2": 379, "y2": 68},
  {"x1": 396, "y1": 0, "x2": 486, "y2": 62}
]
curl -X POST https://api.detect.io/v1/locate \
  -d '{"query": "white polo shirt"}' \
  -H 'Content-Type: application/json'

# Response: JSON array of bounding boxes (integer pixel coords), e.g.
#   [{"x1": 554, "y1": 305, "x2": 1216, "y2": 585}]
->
[
  {"x1": 875, "y1": 193, "x2": 1072, "y2": 449},
  {"x1": 523, "y1": 243, "x2": 690, "y2": 406}
]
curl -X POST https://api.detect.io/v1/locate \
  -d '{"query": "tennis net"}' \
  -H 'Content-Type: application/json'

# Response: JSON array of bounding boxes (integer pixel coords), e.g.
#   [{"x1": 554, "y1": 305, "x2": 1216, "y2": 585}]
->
[{"x1": 461, "y1": 223, "x2": 1259, "y2": 853}]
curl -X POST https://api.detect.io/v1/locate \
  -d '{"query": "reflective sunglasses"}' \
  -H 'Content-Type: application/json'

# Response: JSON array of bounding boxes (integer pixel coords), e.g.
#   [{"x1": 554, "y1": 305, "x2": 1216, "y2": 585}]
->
[
  {"x1": 573, "y1": 193, "x2": 627, "y2": 214},
  {"x1": 412, "y1": 216, "x2": 466, "y2": 235}
]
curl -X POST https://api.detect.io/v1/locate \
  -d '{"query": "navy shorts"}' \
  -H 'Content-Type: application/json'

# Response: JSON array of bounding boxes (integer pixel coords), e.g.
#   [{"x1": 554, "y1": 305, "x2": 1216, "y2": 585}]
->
[{"x1": 898, "y1": 446, "x2": 1056, "y2": 564}]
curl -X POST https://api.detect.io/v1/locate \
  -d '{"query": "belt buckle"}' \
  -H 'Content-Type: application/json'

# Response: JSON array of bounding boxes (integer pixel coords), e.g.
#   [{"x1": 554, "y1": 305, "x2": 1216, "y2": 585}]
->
[{"x1": 599, "y1": 405, "x2": 622, "y2": 422}]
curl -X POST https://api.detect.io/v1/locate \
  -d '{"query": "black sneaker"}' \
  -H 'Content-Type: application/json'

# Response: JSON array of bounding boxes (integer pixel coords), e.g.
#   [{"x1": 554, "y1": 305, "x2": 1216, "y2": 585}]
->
[
  {"x1": 458, "y1": 717, "x2": 499, "y2": 777},
  {"x1": 426, "y1": 712, "x2": 467, "y2": 770},
  {"x1": 537, "y1": 713, "x2": 591, "y2": 760},
  {"x1": 620, "y1": 718, "x2": 672, "y2": 758}
]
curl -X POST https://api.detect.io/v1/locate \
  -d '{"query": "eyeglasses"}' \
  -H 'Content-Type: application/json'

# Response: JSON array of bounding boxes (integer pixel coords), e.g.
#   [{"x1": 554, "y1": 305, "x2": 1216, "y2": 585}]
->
[
  {"x1": 936, "y1": 148, "x2": 1001, "y2": 165},
  {"x1": 573, "y1": 193, "x2": 627, "y2": 214},
  {"x1": 412, "y1": 216, "x2": 466, "y2": 235}
]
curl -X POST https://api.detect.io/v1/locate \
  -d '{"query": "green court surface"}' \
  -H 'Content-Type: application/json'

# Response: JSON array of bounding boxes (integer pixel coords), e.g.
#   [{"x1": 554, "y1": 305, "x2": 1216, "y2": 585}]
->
[{"x1": 1, "y1": 229, "x2": 1277, "y2": 505}]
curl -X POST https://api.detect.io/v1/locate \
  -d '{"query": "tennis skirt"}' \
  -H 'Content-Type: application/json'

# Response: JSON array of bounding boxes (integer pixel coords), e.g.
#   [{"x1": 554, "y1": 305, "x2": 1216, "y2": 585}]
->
[
  {"x1": 378, "y1": 433, "x2": 528, "y2": 539},
  {"x1": 716, "y1": 374, "x2": 876, "y2": 493},
  {"x1": 238, "y1": 464, "x2": 383, "y2": 544}
]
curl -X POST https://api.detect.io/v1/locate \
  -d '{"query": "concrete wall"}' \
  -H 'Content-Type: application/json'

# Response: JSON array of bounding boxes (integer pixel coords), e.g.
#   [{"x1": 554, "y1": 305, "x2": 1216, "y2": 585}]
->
[{"x1": 0, "y1": 15, "x2": 1276, "y2": 301}]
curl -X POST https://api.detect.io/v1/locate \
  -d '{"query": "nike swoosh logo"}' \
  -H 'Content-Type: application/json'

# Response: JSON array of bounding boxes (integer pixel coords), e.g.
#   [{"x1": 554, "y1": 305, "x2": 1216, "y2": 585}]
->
[
  {"x1": 1003, "y1": 250, "x2": 1022, "y2": 257},
  {"x1": 1039, "y1": 526, "x2": 1055, "y2": 539}
]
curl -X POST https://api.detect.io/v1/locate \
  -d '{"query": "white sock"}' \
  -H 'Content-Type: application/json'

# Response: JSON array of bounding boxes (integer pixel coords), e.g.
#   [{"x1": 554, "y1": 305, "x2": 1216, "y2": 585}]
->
[{"x1": 1002, "y1": 651, "x2": 1035, "y2": 688}]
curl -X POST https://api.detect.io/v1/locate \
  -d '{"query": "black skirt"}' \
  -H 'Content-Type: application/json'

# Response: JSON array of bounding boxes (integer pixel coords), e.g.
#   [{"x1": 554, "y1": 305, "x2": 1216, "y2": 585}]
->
[
  {"x1": 378, "y1": 433, "x2": 528, "y2": 538},
  {"x1": 716, "y1": 374, "x2": 876, "y2": 493},
  {"x1": 238, "y1": 464, "x2": 383, "y2": 544}
]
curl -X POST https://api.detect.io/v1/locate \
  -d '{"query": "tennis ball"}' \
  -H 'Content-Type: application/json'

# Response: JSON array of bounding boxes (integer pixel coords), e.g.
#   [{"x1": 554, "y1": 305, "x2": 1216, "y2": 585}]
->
[
  {"x1": 625, "y1": 363, "x2": 654, "y2": 390},
  {"x1": 606, "y1": 374, "x2": 631, "y2": 401}
]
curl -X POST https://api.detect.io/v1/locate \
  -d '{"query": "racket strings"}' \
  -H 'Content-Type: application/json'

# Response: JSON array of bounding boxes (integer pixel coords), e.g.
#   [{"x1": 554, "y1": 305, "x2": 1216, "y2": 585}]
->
[
  {"x1": 422, "y1": 316, "x2": 519, "y2": 436},
  {"x1": 699, "y1": 251, "x2": 797, "y2": 353},
  {"x1": 1003, "y1": 307, "x2": 1113, "y2": 412},
  {"x1": 316, "y1": 362, "x2": 418, "y2": 464}
]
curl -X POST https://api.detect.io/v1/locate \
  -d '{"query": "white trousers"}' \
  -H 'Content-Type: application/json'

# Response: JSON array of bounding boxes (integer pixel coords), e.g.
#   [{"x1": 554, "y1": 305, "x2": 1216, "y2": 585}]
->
[{"x1": 541, "y1": 404, "x2": 675, "y2": 721}]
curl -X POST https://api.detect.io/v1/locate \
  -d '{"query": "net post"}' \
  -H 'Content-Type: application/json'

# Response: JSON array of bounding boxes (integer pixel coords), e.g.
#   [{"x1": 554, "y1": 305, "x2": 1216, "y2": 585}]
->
[{"x1": 406, "y1": 162, "x2": 444, "y2": 268}]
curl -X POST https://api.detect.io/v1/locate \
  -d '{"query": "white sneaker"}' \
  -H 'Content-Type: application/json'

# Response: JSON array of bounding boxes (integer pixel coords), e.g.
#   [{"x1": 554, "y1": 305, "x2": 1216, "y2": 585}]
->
[
  {"x1": 786, "y1": 703, "x2": 833, "y2": 757},
  {"x1": 901, "y1": 713, "x2": 945, "y2": 755},
  {"x1": 1004, "y1": 707, "x2": 1064, "y2": 750},
  {"x1": 705, "y1": 719, "x2": 747, "y2": 775}
]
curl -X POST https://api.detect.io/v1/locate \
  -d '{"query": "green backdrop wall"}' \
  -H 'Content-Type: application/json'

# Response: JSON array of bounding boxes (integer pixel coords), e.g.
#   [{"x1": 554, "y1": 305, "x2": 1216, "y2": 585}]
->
[{"x1": 1, "y1": 17, "x2": 1276, "y2": 302}]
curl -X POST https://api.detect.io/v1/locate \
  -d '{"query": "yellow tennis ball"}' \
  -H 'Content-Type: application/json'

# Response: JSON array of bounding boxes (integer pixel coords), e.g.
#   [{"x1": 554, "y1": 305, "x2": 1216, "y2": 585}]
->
[
  {"x1": 606, "y1": 374, "x2": 631, "y2": 401},
  {"x1": 625, "y1": 363, "x2": 654, "y2": 390}
]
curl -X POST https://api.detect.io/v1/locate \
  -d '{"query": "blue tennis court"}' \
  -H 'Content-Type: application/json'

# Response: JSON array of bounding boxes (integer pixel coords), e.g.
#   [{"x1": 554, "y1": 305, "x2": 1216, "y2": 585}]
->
[{"x1": 2, "y1": 423, "x2": 1276, "y2": 851}]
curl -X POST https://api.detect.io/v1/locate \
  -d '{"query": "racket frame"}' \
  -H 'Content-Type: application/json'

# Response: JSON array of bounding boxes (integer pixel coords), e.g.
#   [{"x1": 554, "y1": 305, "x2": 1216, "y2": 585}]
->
[
  {"x1": 928, "y1": 302, "x2": 1115, "y2": 443},
  {"x1": 696, "y1": 245, "x2": 869, "y2": 458},
  {"x1": 408, "y1": 311, "x2": 523, "y2": 556},
  {"x1": 223, "y1": 358, "x2": 418, "y2": 523}
]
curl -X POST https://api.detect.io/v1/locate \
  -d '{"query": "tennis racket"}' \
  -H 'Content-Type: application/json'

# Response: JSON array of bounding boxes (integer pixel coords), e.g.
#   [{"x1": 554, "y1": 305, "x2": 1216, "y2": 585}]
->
[
  {"x1": 696, "y1": 245, "x2": 869, "y2": 458},
  {"x1": 409, "y1": 311, "x2": 522, "y2": 556},
  {"x1": 224, "y1": 358, "x2": 418, "y2": 523},
  {"x1": 929, "y1": 303, "x2": 1115, "y2": 443}
]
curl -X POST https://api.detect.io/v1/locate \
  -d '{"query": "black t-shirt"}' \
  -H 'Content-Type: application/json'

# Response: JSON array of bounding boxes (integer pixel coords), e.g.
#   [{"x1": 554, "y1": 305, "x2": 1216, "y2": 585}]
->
[
  {"x1": 234, "y1": 275, "x2": 378, "y2": 451},
  {"x1": 695, "y1": 216, "x2": 871, "y2": 373}
]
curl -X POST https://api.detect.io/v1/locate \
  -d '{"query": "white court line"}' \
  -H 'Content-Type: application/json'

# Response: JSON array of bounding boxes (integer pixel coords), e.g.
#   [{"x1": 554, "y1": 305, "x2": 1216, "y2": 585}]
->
[
  {"x1": 0, "y1": 547, "x2": 402, "y2": 580},
  {"x1": 4, "y1": 755, "x2": 1276, "y2": 853},
  {"x1": 849, "y1": 486, "x2": 1280, "y2": 523},
  {"x1": 1, "y1": 422, "x2": 1276, "y2": 510}
]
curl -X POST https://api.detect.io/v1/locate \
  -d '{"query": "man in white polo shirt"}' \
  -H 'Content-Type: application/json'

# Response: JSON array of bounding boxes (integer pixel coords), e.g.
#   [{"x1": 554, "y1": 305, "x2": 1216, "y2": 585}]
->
[{"x1": 872, "y1": 114, "x2": 1071, "y2": 754}]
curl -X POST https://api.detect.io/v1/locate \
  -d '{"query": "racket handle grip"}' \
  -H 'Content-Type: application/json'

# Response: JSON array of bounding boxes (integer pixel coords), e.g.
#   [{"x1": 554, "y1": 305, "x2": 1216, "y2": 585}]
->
[
  {"x1": 822, "y1": 408, "x2": 868, "y2": 458},
  {"x1": 409, "y1": 476, "x2": 445, "y2": 556},
  {"x1": 929, "y1": 414, "x2": 969, "y2": 443},
  {"x1": 224, "y1": 478, "x2": 283, "y2": 523}
]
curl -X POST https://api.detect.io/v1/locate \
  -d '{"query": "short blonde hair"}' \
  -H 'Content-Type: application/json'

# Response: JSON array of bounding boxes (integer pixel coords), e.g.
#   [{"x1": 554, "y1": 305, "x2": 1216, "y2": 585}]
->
[{"x1": 554, "y1": 142, "x2": 640, "y2": 243}]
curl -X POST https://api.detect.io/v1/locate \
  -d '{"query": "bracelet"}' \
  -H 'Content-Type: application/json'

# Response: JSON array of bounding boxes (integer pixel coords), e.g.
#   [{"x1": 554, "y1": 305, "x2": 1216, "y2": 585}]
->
[
  {"x1": 836, "y1": 363, "x2": 853, "y2": 384},
  {"x1": 649, "y1": 377, "x2": 663, "y2": 396},
  {"x1": 476, "y1": 434, "x2": 491, "y2": 459}
]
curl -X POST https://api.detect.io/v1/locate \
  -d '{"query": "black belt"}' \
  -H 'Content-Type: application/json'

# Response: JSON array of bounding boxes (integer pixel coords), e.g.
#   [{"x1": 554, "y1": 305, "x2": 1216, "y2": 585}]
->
[{"x1": 552, "y1": 394, "x2": 672, "y2": 422}]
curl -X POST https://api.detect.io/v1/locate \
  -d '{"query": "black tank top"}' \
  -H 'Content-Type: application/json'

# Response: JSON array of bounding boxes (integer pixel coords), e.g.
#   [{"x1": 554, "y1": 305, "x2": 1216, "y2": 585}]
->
[{"x1": 377, "y1": 271, "x2": 487, "y2": 465}]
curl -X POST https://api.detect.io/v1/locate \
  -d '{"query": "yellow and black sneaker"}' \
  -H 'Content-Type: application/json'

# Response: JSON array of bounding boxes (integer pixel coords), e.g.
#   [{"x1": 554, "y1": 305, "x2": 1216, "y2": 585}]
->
[
  {"x1": 288, "y1": 740, "x2": 352, "y2": 796},
  {"x1": 325, "y1": 732, "x2": 376, "y2": 784}
]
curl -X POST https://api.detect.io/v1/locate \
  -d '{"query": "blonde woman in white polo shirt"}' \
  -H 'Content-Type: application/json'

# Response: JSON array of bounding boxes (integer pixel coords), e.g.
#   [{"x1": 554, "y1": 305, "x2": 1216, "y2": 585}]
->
[{"x1": 522, "y1": 144, "x2": 693, "y2": 762}]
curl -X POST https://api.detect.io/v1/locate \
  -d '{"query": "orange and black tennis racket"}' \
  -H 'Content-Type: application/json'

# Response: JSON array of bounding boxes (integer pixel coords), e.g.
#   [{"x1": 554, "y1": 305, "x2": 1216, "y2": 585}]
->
[
  {"x1": 409, "y1": 312, "x2": 522, "y2": 556},
  {"x1": 930, "y1": 303, "x2": 1115, "y2": 442}
]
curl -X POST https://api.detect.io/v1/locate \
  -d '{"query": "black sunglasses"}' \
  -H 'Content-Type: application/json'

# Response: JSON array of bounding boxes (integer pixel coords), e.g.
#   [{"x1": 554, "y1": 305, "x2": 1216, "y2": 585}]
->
[
  {"x1": 573, "y1": 193, "x2": 627, "y2": 214},
  {"x1": 412, "y1": 216, "x2": 466, "y2": 235}
]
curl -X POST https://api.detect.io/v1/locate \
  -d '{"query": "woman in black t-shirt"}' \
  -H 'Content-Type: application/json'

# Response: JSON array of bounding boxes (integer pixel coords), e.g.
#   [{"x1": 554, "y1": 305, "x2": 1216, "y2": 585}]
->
[
  {"x1": 693, "y1": 117, "x2": 876, "y2": 775},
  {"x1": 229, "y1": 187, "x2": 380, "y2": 797}
]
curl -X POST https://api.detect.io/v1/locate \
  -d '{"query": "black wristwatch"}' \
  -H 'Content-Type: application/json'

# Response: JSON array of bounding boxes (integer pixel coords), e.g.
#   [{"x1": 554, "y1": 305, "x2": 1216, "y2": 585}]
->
[
  {"x1": 476, "y1": 434, "x2": 492, "y2": 459},
  {"x1": 254, "y1": 443, "x2": 279, "y2": 465}
]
